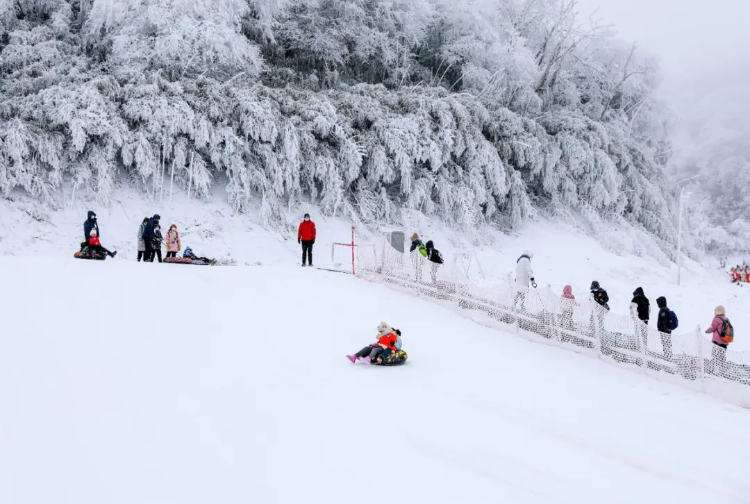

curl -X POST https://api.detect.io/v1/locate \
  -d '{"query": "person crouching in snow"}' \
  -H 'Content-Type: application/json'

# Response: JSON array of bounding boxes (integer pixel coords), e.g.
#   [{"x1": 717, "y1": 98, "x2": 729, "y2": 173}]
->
[
  {"x1": 165, "y1": 224, "x2": 181, "y2": 258},
  {"x1": 347, "y1": 322, "x2": 398, "y2": 364},
  {"x1": 87, "y1": 228, "x2": 117, "y2": 258}
]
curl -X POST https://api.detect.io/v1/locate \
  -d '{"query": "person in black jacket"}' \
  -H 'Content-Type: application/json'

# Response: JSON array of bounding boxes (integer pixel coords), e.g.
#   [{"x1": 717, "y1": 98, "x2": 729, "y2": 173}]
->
[
  {"x1": 142, "y1": 214, "x2": 161, "y2": 262},
  {"x1": 590, "y1": 281, "x2": 609, "y2": 310},
  {"x1": 425, "y1": 240, "x2": 444, "y2": 283},
  {"x1": 656, "y1": 296, "x2": 673, "y2": 360},
  {"x1": 630, "y1": 286, "x2": 650, "y2": 347}
]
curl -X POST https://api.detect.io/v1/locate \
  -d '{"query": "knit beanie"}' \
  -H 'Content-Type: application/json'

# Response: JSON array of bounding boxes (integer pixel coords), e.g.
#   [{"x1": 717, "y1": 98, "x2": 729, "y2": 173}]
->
[{"x1": 714, "y1": 305, "x2": 726, "y2": 316}]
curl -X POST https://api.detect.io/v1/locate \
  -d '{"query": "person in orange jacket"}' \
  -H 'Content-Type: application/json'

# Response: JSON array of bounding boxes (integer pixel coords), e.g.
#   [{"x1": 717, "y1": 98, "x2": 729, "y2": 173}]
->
[
  {"x1": 347, "y1": 322, "x2": 398, "y2": 364},
  {"x1": 87, "y1": 228, "x2": 117, "y2": 258},
  {"x1": 297, "y1": 213, "x2": 316, "y2": 267}
]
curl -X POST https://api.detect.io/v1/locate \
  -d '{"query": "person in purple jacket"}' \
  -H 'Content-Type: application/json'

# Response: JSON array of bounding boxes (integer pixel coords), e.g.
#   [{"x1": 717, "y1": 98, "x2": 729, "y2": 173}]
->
[{"x1": 705, "y1": 305, "x2": 733, "y2": 376}]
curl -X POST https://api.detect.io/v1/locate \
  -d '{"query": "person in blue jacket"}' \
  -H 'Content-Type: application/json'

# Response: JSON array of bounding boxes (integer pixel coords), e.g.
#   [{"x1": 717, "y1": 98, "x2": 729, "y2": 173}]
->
[
  {"x1": 83, "y1": 211, "x2": 99, "y2": 241},
  {"x1": 142, "y1": 214, "x2": 161, "y2": 262}
]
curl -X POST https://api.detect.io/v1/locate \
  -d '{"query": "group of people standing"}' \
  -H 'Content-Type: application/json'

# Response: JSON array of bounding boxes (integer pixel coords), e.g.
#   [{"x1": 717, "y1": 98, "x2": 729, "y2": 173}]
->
[
  {"x1": 515, "y1": 251, "x2": 735, "y2": 371},
  {"x1": 409, "y1": 233, "x2": 444, "y2": 282},
  {"x1": 136, "y1": 215, "x2": 182, "y2": 263}
]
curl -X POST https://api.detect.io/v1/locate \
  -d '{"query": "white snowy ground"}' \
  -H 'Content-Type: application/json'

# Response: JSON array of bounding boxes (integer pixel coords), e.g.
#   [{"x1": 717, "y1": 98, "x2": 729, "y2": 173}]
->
[{"x1": 0, "y1": 256, "x2": 749, "y2": 504}]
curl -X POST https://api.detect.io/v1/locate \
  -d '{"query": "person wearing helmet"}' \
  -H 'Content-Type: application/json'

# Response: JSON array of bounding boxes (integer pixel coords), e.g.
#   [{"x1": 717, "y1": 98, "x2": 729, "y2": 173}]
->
[
  {"x1": 514, "y1": 250, "x2": 536, "y2": 312},
  {"x1": 86, "y1": 228, "x2": 117, "y2": 258}
]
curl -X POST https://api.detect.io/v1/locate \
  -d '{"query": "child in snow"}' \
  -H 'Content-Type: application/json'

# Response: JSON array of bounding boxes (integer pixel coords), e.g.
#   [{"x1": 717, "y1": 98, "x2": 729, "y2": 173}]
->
[
  {"x1": 137, "y1": 217, "x2": 148, "y2": 262},
  {"x1": 183, "y1": 247, "x2": 216, "y2": 265},
  {"x1": 152, "y1": 223, "x2": 163, "y2": 263},
  {"x1": 560, "y1": 285, "x2": 575, "y2": 330},
  {"x1": 705, "y1": 305, "x2": 733, "y2": 376},
  {"x1": 87, "y1": 228, "x2": 117, "y2": 258},
  {"x1": 656, "y1": 296, "x2": 674, "y2": 360},
  {"x1": 165, "y1": 224, "x2": 181, "y2": 258},
  {"x1": 347, "y1": 322, "x2": 398, "y2": 364}
]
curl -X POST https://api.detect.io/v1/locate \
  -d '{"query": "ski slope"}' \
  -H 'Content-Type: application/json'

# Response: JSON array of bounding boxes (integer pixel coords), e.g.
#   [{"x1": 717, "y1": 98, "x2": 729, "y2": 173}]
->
[{"x1": 1, "y1": 257, "x2": 748, "y2": 504}]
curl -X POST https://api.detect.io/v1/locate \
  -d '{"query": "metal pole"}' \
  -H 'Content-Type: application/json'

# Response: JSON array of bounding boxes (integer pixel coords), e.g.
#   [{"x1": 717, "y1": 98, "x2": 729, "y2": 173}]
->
[
  {"x1": 351, "y1": 226, "x2": 356, "y2": 276},
  {"x1": 677, "y1": 187, "x2": 683, "y2": 286}
]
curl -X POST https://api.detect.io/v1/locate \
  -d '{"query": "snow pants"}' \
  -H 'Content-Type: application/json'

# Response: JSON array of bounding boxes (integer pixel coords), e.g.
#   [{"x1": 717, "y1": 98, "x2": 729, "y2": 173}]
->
[
  {"x1": 88, "y1": 244, "x2": 113, "y2": 257},
  {"x1": 355, "y1": 345, "x2": 385, "y2": 360},
  {"x1": 301, "y1": 240, "x2": 313, "y2": 265},
  {"x1": 660, "y1": 331, "x2": 673, "y2": 361},
  {"x1": 166, "y1": 251, "x2": 177, "y2": 258},
  {"x1": 144, "y1": 240, "x2": 154, "y2": 262},
  {"x1": 711, "y1": 342, "x2": 728, "y2": 376}
]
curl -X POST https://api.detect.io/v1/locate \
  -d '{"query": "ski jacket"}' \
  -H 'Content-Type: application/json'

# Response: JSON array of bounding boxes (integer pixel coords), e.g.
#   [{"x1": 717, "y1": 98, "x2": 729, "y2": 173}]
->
[
  {"x1": 89, "y1": 236, "x2": 101, "y2": 247},
  {"x1": 166, "y1": 229, "x2": 181, "y2": 252},
  {"x1": 142, "y1": 215, "x2": 161, "y2": 240},
  {"x1": 376, "y1": 332, "x2": 398, "y2": 351},
  {"x1": 562, "y1": 285, "x2": 575, "y2": 300},
  {"x1": 83, "y1": 211, "x2": 99, "y2": 241},
  {"x1": 298, "y1": 220, "x2": 316, "y2": 241},
  {"x1": 706, "y1": 315, "x2": 729, "y2": 346},
  {"x1": 515, "y1": 253, "x2": 534, "y2": 286},
  {"x1": 425, "y1": 241, "x2": 444, "y2": 264},
  {"x1": 591, "y1": 288, "x2": 609, "y2": 309},
  {"x1": 630, "y1": 287, "x2": 650, "y2": 322},
  {"x1": 137, "y1": 223, "x2": 146, "y2": 252},
  {"x1": 657, "y1": 308, "x2": 671, "y2": 333}
]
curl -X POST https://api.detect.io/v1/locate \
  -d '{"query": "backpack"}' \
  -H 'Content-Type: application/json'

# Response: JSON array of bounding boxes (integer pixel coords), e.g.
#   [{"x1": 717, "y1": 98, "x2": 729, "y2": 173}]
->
[
  {"x1": 430, "y1": 249, "x2": 444, "y2": 264},
  {"x1": 418, "y1": 244, "x2": 428, "y2": 258},
  {"x1": 720, "y1": 318, "x2": 734, "y2": 343},
  {"x1": 668, "y1": 310, "x2": 679, "y2": 331}
]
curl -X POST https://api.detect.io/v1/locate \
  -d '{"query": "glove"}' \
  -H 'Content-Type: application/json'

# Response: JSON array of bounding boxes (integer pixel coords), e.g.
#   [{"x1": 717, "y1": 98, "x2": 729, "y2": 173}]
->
[
  {"x1": 311, "y1": 239, "x2": 315, "y2": 245},
  {"x1": 298, "y1": 238, "x2": 301, "y2": 244}
]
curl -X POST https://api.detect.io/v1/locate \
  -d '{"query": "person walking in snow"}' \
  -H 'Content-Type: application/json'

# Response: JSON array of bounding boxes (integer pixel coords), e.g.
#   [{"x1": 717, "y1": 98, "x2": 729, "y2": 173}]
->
[
  {"x1": 346, "y1": 322, "x2": 399, "y2": 365},
  {"x1": 560, "y1": 285, "x2": 576, "y2": 331},
  {"x1": 86, "y1": 228, "x2": 117, "y2": 258},
  {"x1": 142, "y1": 214, "x2": 161, "y2": 262},
  {"x1": 590, "y1": 281, "x2": 610, "y2": 311},
  {"x1": 705, "y1": 305, "x2": 733, "y2": 376},
  {"x1": 298, "y1": 213, "x2": 316, "y2": 267},
  {"x1": 425, "y1": 240, "x2": 444, "y2": 283},
  {"x1": 83, "y1": 211, "x2": 99, "y2": 248},
  {"x1": 137, "y1": 217, "x2": 148, "y2": 262},
  {"x1": 165, "y1": 224, "x2": 181, "y2": 259},
  {"x1": 514, "y1": 250, "x2": 536, "y2": 312},
  {"x1": 630, "y1": 287, "x2": 650, "y2": 348},
  {"x1": 656, "y1": 296, "x2": 674, "y2": 360}
]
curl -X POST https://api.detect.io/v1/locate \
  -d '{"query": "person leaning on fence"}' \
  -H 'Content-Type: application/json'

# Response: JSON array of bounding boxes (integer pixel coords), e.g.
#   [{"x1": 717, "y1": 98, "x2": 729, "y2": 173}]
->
[
  {"x1": 705, "y1": 305, "x2": 733, "y2": 377},
  {"x1": 425, "y1": 240, "x2": 444, "y2": 283},
  {"x1": 560, "y1": 285, "x2": 576, "y2": 331},
  {"x1": 513, "y1": 250, "x2": 536, "y2": 312},
  {"x1": 589, "y1": 281, "x2": 609, "y2": 337},
  {"x1": 630, "y1": 287, "x2": 650, "y2": 348},
  {"x1": 410, "y1": 233, "x2": 427, "y2": 282},
  {"x1": 656, "y1": 296, "x2": 674, "y2": 361}
]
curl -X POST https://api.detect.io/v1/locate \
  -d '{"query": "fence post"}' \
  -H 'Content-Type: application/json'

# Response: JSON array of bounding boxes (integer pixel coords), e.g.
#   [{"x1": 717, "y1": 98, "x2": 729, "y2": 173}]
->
[{"x1": 696, "y1": 325, "x2": 705, "y2": 392}]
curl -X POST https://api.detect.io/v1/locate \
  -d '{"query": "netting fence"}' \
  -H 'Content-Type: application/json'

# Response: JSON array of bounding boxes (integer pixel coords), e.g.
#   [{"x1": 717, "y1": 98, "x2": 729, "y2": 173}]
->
[{"x1": 356, "y1": 232, "x2": 750, "y2": 407}]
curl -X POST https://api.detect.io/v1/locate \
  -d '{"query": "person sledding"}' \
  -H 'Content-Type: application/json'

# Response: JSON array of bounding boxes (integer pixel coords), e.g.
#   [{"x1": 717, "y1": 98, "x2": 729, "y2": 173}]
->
[
  {"x1": 347, "y1": 322, "x2": 400, "y2": 364},
  {"x1": 81, "y1": 210, "x2": 100, "y2": 251},
  {"x1": 85, "y1": 228, "x2": 117, "y2": 258},
  {"x1": 183, "y1": 247, "x2": 216, "y2": 265}
]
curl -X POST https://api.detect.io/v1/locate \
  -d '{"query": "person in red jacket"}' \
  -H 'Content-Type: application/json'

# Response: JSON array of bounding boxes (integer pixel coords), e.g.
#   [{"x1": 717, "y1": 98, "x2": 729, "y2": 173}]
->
[
  {"x1": 297, "y1": 213, "x2": 316, "y2": 267},
  {"x1": 347, "y1": 322, "x2": 398, "y2": 364},
  {"x1": 87, "y1": 228, "x2": 117, "y2": 258}
]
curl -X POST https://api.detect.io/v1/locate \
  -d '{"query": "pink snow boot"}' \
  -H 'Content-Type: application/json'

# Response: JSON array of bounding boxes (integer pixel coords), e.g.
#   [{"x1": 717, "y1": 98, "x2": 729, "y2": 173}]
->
[
  {"x1": 362, "y1": 356, "x2": 371, "y2": 364},
  {"x1": 346, "y1": 355, "x2": 356, "y2": 364}
]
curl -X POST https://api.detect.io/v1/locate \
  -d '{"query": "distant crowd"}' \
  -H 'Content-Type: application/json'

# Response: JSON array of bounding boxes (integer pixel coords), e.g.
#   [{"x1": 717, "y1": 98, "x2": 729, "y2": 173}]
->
[{"x1": 730, "y1": 264, "x2": 750, "y2": 285}]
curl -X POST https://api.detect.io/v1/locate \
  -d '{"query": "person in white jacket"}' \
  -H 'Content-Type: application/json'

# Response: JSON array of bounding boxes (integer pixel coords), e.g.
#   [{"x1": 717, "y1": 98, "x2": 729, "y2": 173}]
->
[{"x1": 514, "y1": 250, "x2": 537, "y2": 312}]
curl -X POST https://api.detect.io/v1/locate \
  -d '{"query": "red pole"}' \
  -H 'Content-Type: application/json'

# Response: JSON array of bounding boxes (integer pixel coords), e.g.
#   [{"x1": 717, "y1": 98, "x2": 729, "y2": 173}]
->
[{"x1": 351, "y1": 226, "x2": 356, "y2": 276}]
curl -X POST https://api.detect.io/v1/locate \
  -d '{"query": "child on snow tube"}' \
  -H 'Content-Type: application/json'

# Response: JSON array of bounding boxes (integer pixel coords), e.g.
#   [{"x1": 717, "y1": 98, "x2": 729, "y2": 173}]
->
[
  {"x1": 183, "y1": 247, "x2": 216, "y2": 265},
  {"x1": 81, "y1": 228, "x2": 117, "y2": 259},
  {"x1": 347, "y1": 322, "x2": 403, "y2": 365}
]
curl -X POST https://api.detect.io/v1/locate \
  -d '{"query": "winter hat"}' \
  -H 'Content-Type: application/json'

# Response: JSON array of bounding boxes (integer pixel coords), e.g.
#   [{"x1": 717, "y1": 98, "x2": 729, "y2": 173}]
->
[
  {"x1": 411, "y1": 233, "x2": 420, "y2": 242},
  {"x1": 656, "y1": 296, "x2": 667, "y2": 309},
  {"x1": 591, "y1": 281, "x2": 600, "y2": 290},
  {"x1": 633, "y1": 287, "x2": 645, "y2": 297},
  {"x1": 170, "y1": 224, "x2": 177, "y2": 230},
  {"x1": 426, "y1": 240, "x2": 434, "y2": 250},
  {"x1": 522, "y1": 249, "x2": 533, "y2": 258},
  {"x1": 377, "y1": 321, "x2": 393, "y2": 336},
  {"x1": 153, "y1": 214, "x2": 161, "y2": 221},
  {"x1": 90, "y1": 228, "x2": 98, "y2": 236},
  {"x1": 715, "y1": 305, "x2": 726, "y2": 316}
]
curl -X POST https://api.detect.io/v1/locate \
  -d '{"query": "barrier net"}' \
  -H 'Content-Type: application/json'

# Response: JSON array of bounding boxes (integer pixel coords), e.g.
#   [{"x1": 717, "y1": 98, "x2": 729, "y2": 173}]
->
[{"x1": 356, "y1": 232, "x2": 750, "y2": 407}]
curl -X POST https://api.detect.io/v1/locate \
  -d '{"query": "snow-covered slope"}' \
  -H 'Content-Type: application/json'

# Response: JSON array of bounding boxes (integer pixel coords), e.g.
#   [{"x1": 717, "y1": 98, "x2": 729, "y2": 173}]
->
[{"x1": 0, "y1": 256, "x2": 748, "y2": 504}]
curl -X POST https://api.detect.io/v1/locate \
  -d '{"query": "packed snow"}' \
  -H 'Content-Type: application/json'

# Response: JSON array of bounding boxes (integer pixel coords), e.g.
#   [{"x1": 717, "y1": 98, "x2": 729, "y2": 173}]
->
[{"x1": 0, "y1": 256, "x2": 748, "y2": 504}]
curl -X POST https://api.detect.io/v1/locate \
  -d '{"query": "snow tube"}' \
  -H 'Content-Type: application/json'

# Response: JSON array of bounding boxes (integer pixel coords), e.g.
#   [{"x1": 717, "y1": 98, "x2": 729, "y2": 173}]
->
[
  {"x1": 163, "y1": 257, "x2": 209, "y2": 265},
  {"x1": 372, "y1": 349, "x2": 408, "y2": 366},
  {"x1": 74, "y1": 250, "x2": 106, "y2": 261}
]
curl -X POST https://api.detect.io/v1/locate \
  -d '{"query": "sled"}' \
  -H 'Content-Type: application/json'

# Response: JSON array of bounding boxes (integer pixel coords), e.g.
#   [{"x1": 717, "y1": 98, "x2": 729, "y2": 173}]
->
[
  {"x1": 164, "y1": 257, "x2": 209, "y2": 265},
  {"x1": 74, "y1": 250, "x2": 106, "y2": 261},
  {"x1": 371, "y1": 350, "x2": 408, "y2": 366}
]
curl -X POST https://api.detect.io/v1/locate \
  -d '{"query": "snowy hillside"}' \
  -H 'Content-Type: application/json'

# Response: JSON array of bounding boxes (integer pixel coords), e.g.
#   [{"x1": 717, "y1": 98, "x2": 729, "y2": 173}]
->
[{"x1": 1, "y1": 256, "x2": 749, "y2": 504}]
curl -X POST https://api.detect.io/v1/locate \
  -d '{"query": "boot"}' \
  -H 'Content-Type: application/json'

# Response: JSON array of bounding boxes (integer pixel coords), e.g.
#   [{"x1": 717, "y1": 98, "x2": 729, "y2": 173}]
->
[
  {"x1": 362, "y1": 356, "x2": 371, "y2": 364},
  {"x1": 110, "y1": 251, "x2": 117, "y2": 258},
  {"x1": 346, "y1": 355, "x2": 356, "y2": 364}
]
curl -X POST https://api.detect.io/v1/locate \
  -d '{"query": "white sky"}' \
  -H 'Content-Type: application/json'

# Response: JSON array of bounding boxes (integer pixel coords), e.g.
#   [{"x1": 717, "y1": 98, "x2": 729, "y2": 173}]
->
[{"x1": 575, "y1": 0, "x2": 750, "y2": 169}]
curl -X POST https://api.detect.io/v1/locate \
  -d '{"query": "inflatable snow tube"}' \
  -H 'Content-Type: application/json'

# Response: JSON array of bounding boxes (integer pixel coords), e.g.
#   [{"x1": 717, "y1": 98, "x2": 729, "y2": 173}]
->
[
  {"x1": 373, "y1": 350, "x2": 408, "y2": 366},
  {"x1": 74, "y1": 250, "x2": 106, "y2": 261},
  {"x1": 164, "y1": 257, "x2": 209, "y2": 265}
]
